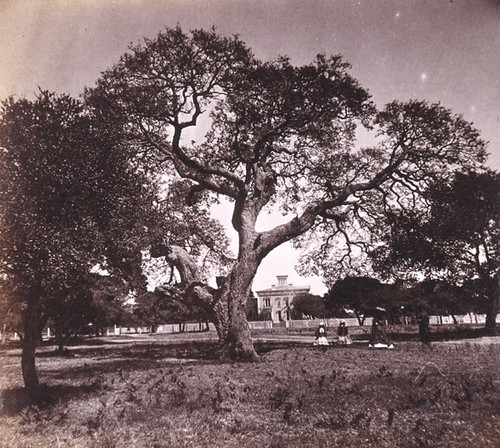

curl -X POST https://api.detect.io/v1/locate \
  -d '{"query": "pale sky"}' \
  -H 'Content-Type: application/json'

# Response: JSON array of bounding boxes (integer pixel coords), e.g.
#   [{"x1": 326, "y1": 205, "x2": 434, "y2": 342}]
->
[{"x1": 1, "y1": 0, "x2": 498, "y2": 294}]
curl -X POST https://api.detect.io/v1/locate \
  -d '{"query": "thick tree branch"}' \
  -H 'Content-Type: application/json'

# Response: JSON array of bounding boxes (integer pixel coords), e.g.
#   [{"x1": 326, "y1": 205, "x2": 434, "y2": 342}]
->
[{"x1": 170, "y1": 125, "x2": 244, "y2": 198}]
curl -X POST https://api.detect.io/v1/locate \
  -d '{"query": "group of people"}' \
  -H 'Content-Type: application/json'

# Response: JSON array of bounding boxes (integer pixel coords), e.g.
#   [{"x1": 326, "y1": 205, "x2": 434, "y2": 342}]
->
[
  {"x1": 313, "y1": 320, "x2": 353, "y2": 349},
  {"x1": 314, "y1": 316, "x2": 395, "y2": 350}
]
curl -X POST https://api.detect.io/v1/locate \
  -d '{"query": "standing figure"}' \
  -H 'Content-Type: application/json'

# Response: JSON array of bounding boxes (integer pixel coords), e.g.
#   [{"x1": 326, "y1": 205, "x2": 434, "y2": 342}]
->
[
  {"x1": 369, "y1": 316, "x2": 394, "y2": 349},
  {"x1": 337, "y1": 320, "x2": 353, "y2": 345},
  {"x1": 417, "y1": 309, "x2": 431, "y2": 345},
  {"x1": 314, "y1": 322, "x2": 329, "y2": 351}
]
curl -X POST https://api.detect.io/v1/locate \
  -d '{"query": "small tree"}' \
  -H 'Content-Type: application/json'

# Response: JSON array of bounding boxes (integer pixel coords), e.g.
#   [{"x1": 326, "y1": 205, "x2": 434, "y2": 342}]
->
[
  {"x1": 46, "y1": 285, "x2": 94, "y2": 352},
  {"x1": 134, "y1": 292, "x2": 172, "y2": 333},
  {"x1": 245, "y1": 293, "x2": 259, "y2": 321},
  {"x1": 0, "y1": 277, "x2": 23, "y2": 343},
  {"x1": 87, "y1": 275, "x2": 133, "y2": 336},
  {"x1": 371, "y1": 171, "x2": 499, "y2": 334},
  {"x1": 135, "y1": 286, "x2": 213, "y2": 332},
  {"x1": 0, "y1": 92, "x2": 156, "y2": 393},
  {"x1": 291, "y1": 293, "x2": 328, "y2": 319},
  {"x1": 325, "y1": 277, "x2": 386, "y2": 325}
]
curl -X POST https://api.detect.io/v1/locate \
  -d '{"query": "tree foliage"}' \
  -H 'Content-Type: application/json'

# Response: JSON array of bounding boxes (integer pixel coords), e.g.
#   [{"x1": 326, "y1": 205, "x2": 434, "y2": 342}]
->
[
  {"x1": 371, "y1": 171, "x2": 499, "y2": 333},
  {"x1": 135, "y1": 286, "x2": 212, "y2": 332},
  {"x1": 325, "y1": 277, "x2": 390, "y2": 325},
  {"x1": 291, "y1": 293, "x2": 328, "y2": 319},
  {"x1": 0, "y1": 91, "x2": 158, "y2": 391}
]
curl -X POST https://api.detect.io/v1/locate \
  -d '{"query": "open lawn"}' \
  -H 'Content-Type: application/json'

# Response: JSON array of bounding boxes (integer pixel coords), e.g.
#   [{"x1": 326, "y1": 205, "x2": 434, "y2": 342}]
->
[{"x1": 1, "y1": 330, "x2": 499, "y2": 448}]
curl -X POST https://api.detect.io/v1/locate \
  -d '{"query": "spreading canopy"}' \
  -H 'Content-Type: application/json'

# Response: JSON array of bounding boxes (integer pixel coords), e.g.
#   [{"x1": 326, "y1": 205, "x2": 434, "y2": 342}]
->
[{"x1": 88, "y1": 27, "x2": 486, "y2": 267}]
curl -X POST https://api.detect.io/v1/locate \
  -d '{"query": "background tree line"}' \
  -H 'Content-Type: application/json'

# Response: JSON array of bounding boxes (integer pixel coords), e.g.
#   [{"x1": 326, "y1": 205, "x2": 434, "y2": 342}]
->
[{"x1": 290, "y1": 276, "x2": 494, "y2": 326}]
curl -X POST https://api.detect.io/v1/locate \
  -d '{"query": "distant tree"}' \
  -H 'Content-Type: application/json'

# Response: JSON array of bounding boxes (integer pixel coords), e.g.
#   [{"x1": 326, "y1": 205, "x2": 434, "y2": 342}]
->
[
  {"x1": 45, "y1": 282, "x2": 94, "y2": 352},
  {"x1": 0, "y1": 92, "x2": 156, "y2": 393},
  {"x1": 134, "y1": 291, "x2": 172, "y2": 333},
  {"x1": 257, "y1": 309, "x2": 272, "y2": 321},
  {"x1": 406, "y1": 280, "x2": 468, "y2": 323},
  {"x1": 291, "y1": 293, "x2": 328, "y2": 319},
  {"x1": 87, "y1": 275, "x2": 134, "y2": 335},
  {"x1": 135, "y1": 285, "x2": 213, "y2": 332},
  {"x1": 371, "y1": 171, "x2": 499, "y2": 334},
  {"x1": 87, "y1": 26, "x2": 486, "y2": 359},
  {"x1": 460, "y1": 278, "x2": 493, "y2": 317},
  {"x1": 43, "y1": 275, "x2": 140, "y2": 352},
  {"x1": 324, "y1": 277, "x2": 407, "y2": 325}
]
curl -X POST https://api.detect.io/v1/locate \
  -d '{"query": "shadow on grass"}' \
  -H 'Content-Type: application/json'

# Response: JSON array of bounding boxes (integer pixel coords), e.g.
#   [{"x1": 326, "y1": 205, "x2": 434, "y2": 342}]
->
[
  {"x1": 1, "y1": 383, "x2": 102, "y2": 415},
  {"x1": 254, "y1": 341, "x2": 309, "y2": 353},
  {"x1": 38, "y1": 340, "x2": 224, "y2": 361},
  {"x1": 2, "y1": 340, "x2": 302, "y2": 415}
]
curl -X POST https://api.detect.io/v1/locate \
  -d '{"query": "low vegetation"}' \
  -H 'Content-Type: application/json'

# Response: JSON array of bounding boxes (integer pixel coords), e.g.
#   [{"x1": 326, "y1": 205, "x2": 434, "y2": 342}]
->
[{"x1": 1, "y1": 329, "x2": 499, "y2": 447}]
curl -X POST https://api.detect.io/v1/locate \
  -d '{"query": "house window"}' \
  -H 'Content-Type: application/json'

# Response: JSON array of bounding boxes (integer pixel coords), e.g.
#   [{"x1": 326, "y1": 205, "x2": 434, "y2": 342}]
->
[
  {"x1": 264, "y1": 298, "x2": 271, "y2": 307},
  {"x1": 277, "y1": 298, "x2": 281, "y2": 307}
]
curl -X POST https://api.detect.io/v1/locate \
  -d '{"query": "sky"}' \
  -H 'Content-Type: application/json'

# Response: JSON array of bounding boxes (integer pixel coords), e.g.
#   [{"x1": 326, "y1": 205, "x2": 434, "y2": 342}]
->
[{"x1": 1, "y1": 0, "x2": 498, "y2": 294}]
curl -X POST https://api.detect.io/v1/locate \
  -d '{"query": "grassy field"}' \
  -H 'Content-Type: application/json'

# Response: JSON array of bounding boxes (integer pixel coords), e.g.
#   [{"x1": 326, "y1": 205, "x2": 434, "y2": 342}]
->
[{"x1": 1, "y1": 330, "x2": 499, "y2": 448}]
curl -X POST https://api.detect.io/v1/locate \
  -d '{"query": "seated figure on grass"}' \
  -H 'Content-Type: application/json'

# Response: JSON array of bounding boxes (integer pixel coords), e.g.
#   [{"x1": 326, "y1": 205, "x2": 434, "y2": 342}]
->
[
  {"x1": 369, "y1": 316, "x2": 394, "y2": 349},
  {"x1": 337, "y1": 320, "x2": 353, "y2": 345},
  {"x1": 314, "y1": 322, "x2": 329, "y2": 351}
]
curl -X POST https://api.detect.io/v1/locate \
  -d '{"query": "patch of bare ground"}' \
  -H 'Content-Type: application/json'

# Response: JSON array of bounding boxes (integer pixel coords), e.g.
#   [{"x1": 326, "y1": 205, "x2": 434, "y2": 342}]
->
[{"x1": 1, "y1": 333, "x2": 499, "y2": 447}]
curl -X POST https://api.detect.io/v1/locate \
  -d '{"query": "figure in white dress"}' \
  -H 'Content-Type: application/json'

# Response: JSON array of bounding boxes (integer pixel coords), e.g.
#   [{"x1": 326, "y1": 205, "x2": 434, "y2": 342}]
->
[{"x1": 314, "y1": 322, "x2": 329, "y2": 351}]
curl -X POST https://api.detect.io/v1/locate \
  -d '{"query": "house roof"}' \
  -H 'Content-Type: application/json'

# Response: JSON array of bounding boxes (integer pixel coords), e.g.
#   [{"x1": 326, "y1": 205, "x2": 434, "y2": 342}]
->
[{"x1": 255, "y1": 284, "x2": 310, "y2": 296}]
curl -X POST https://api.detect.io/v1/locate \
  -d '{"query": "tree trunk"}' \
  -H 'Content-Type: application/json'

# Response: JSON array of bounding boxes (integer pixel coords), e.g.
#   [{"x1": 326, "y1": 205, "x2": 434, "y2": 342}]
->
[
  {"x1": 484, "y1": 272, "x2": 499, "y2": 336},
  {"x1": 485, "y1": 294, "x2": 498, "y2": 336},
  {"x1": 22, "y1": 298, "x2": 40, "y2": 396},
  {"x1": 485, "y1": 305, "x2": 497, "y2": 335},
  {"x1": 54, "y1": 320, "x2": 65, "y2": 353},
  {"x1": 153, "y1": 244, "x2": 259, "y2": 360},
  {"x1": 355, "y1": 311, "x2": 365, "y2": 326},
  {"x1": 37, "y1": 313, "x2": 47, "y2": 346},
  {"x1": 210, "y1": 278, "x2": 230, "y2": 340},
  {"x1": 55, "y1": 331, "x2": 65, "y2": 353},
  {"x1": 219, "y1": 268, "x2": 259, "y2": 361}
]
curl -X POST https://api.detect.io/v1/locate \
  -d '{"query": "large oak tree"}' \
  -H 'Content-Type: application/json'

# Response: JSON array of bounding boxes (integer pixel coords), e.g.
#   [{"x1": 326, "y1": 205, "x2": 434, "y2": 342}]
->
[{"x1": 86, "y1": 27, "x2": 487, "y2": 360}]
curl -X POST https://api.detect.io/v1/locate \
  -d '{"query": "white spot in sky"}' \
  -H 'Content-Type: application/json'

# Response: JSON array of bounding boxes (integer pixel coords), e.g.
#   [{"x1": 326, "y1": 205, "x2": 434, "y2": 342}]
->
[
  {"x1": 420, "y1": 72, "x2": 428, "y2": 82},
  {"x1": 395, "y1": 12, "x2": 400, "y2": 18}
]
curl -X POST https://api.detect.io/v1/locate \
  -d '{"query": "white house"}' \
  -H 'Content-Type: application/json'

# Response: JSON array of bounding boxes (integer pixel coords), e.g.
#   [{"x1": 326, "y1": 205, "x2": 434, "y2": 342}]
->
[{"x1": 255, "y1": 275, "x2": 310, "y2": 322}]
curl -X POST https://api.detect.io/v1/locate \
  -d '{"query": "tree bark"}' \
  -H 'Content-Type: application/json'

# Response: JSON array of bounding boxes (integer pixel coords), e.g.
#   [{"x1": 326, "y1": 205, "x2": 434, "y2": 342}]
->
[
  {"x1": 485, "y1": 303, "x2": 498, "y2": 335},
  {"x1": 219, "y1": 269, "x2": 259, "y2": 361},
  {"x1": 22, "y1": 297, "x2": 40, "y2": 396}
]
